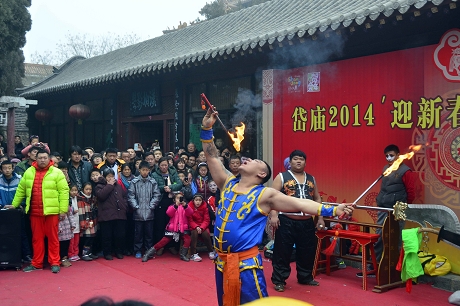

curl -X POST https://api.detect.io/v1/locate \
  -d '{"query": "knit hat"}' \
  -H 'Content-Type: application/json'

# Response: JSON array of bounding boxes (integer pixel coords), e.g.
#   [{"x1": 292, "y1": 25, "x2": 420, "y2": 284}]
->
[{"x1": 193, "y1": 193, "x2": 204, "y2": 200}]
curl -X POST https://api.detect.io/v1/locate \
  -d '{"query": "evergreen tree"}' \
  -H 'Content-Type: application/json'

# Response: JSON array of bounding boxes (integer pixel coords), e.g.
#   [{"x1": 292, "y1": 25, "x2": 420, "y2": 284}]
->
[{"x1": 0, "y1": 0, "x2": 31, "y2": 95}]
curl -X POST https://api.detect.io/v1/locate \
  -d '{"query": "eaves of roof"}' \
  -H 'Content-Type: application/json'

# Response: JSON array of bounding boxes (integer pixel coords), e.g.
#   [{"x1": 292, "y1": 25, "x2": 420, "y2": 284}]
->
[{"x1": 18, "y1": 0, "x2": 455, "y2": 98}]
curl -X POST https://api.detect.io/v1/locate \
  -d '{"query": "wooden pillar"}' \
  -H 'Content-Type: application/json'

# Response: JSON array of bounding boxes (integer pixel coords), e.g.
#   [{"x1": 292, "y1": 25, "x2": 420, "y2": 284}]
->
[
  {"x1": 0, "y1": 96, "x2": 38, "y2": 158},
  {"x1": 7, "y1": 107, "x2": 15, "y2": 157}
]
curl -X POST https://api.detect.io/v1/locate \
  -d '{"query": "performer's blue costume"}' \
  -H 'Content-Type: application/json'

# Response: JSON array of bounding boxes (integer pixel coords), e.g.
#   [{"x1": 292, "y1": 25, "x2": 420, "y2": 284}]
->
[{"x1": 214, "y1": 176, "x2": 269, "y2": 305}]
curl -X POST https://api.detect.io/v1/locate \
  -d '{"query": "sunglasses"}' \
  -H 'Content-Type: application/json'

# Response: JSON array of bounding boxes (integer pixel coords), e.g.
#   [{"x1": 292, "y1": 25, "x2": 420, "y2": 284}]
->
[{"x1": 385, "y1": 154, "x2": 395, "y2": 158}]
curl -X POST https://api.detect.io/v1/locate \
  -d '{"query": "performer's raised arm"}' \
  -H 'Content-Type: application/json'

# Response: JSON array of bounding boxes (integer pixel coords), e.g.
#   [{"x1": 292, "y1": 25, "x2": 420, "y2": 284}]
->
[
  {"x1": 261, "y1": 188, "x2": 354, "y2": 217},
  {"x1": 201, "y1": 107, "x2": 232, "y2": 190}
]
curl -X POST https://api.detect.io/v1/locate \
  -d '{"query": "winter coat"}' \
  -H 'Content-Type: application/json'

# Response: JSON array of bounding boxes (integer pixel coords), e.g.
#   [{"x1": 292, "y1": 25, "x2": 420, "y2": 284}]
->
[
  {"x1": 77, "y1": 193, "x2": 98, "y2": 237},
  {"x1": 67, "y1": 160, "x2": 93, "y2": 189},
  {"x1": 95, "y1": 176, "x2": 128, "y2": 222},
  {"x1": 151, "y1": 167, "x2": 183, "y2": 201},
  {"x1": 12, "y1": 161, "x2": 69, "y2": 215},
  {"x1": 97, "y1": 159, "x2": 125, "y2": 176},
  {"x1": 192, "y1": 175, "x2": 212, "y2": 199},
  {"x1": 21, "y1": 143, "x2": 50, "y2": 156},
  {"x1": 15, "y1": 142, "x2": 25, "y2": 160},
  {"x1": 128, "y1": 175, "x2": 161, "y2": 221},
  {"x1": 0, "y1": 173, "x2": 22, "y2": 207},
  {"x1": 58, "y1": 207, "x2": 76, "y2": 241},
  {"x1": 165, "y1": 203, "x2": 193, "y2": 233},
  {"x1": 14, "y1": 159, "x2": 32, "y2": 176},
  {"x1": 70, "y1": 197, "x2": 80, "y2": 233},
  {"x1": 187, "y1": 200, "x2": 211, "y2": 232}
]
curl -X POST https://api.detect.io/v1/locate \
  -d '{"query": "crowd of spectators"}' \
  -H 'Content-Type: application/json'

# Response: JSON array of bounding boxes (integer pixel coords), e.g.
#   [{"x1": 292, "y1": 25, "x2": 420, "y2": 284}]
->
[{"x1": 0, "y1": 134, "x2": 243, "y2": 272}]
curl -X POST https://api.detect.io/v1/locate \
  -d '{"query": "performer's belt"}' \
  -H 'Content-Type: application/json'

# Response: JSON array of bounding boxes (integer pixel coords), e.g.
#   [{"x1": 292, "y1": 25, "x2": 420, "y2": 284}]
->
[
  {"x1": 279, "y1": 211, "x2": 311, "y2": 218},
  {"x1": 217, "y1": 246, "x2": 259, "y2": 306}
]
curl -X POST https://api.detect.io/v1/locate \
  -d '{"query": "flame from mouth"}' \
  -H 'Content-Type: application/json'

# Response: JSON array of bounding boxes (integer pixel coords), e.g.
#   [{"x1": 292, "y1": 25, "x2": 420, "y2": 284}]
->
[
  {"x1": 228, "y1": 123, "x2": 245, "y2": 152},
  {"x1": 383, "y1": 144, "x2": 422, "y2": 176}
]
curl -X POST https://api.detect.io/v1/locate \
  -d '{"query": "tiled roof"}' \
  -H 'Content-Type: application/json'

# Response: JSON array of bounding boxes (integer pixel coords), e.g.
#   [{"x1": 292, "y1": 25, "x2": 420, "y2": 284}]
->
[
  {"x1": 24, "y1": 63, "x2": 54, "y2": 77},
  {"x1": 18, "y1": 0, "x2": 454, "y2": 97}
]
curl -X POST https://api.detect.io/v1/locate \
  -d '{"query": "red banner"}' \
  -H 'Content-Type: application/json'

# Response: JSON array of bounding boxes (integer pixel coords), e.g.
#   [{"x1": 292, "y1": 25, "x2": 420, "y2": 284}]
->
[{"x1": 270, "y1": 35, "x2": 460, "y2": 217}]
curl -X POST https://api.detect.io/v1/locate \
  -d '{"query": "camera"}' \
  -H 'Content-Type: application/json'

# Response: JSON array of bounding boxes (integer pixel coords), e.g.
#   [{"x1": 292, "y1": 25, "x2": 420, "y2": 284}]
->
[
  {"x1": 179, "y1": 196, "x2": 184, "y2": 203},
  {"x1": 224, "y1": 152, "x2": 230, "y2": 157},
  {"x1": 184, "y1": 177, "x2": 188, "y2": 182}
]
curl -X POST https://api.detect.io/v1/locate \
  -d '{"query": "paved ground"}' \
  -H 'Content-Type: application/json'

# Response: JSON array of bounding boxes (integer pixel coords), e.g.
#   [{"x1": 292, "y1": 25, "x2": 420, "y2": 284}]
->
[{"x1": 1, "y1": 252, "x2": 454, "y2": 306}]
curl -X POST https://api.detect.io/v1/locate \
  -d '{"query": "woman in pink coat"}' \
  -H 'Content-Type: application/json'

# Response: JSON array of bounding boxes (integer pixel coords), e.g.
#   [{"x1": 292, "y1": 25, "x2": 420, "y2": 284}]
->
[{"x1": 142, "y1": 192, "x2": 193, "y2": 262}]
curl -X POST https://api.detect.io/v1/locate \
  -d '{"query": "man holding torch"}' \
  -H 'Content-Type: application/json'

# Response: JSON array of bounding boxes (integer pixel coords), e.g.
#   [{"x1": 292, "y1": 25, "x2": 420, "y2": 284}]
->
[
  {"x1": 200, "y1": 106, "x2": 354, "y2": 306},
  {"x1": 357, "y1": 144, "x2": 415, "y2": 277}
]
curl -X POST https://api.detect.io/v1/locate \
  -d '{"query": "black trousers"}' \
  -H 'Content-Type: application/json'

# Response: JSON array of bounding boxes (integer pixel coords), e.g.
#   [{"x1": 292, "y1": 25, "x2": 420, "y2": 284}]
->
[
  {"x1": 153, "y1": 198, "x2": 169, "y2": 245},
  {"x1": 59, "y1": 239, "x2": 70, "y2": 259},
  {"x1": 134, "y1": 220, "x2": 154, "y2": 253},
  {"x1": 271, "y1": 215, "x2": 317, "y2": 285},
  {"x1": 125, "y1": 212, "x2": 135, "y2": 253},
  {"x1": 21, "y1": 212, "x2": 32, "y2": 258},
  {"x1": 99, "y1": 219, "x2": 126, "y2": 255},
  {"x1": 81, "y1": 236, "x2": 94, "y2": 249}
]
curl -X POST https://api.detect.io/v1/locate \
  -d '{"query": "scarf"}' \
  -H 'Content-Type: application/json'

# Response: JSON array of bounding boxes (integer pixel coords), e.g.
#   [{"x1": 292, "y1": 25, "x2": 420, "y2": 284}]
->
[
  {"x1": 80, "y1": 191, "x2": 92, "y2": 199},
  {"x1": 120, "y1": 175, "x2": 131, "y2": 191}
]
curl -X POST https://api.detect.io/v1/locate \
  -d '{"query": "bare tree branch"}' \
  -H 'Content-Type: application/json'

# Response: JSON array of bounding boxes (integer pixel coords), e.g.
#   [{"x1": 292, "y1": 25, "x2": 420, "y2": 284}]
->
[{"x1": 29, "y1": 32, "x2": 145, "y2": 66}]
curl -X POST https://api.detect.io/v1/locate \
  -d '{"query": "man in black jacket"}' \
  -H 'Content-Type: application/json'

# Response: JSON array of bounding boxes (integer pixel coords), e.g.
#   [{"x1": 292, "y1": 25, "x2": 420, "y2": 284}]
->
[
  {"x1": 14, "y1": 136, "x2": 25, "y2": 159},
  {"x1": 67, "y1": 145, "x2": 93, "y2": 191}
]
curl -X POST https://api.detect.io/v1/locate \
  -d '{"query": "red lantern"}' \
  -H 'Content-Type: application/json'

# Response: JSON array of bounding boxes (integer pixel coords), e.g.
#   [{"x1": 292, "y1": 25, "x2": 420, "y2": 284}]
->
[
  {"x1": 35, "y1": 109, "x2": 53, "y2": 125},
  {"x1": 69, "y1": 104, "x2": 91, "y2": 124}
]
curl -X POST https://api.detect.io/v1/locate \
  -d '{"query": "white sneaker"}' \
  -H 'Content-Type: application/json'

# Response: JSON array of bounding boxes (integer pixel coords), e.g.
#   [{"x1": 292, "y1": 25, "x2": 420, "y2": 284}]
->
[
  {"x1": 191, "y1": 253, "x2": 202, "y2": 262},
  {"x1": 208, "y1": 251, "x2": 217, "y2": 260}
]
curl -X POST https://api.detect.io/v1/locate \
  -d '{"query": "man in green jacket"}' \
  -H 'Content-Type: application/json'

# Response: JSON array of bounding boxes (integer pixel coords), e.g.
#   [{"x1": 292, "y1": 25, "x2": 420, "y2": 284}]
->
[
  {"x1": 14, "y1": 145, "x2": 40, "y2": 176},
  {"x1": 9, "y1": 149, "x2": 69, "y2": 273}
]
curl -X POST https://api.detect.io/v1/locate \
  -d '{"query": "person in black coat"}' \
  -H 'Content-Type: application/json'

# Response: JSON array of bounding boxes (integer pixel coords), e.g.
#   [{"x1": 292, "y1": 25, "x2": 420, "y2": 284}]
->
[
  {"x1": 95, "y1": 168, "x2": 128, "y2": 260},
  {"x1": 14, "y1": 136, "x2": 25, "y2": 159}
]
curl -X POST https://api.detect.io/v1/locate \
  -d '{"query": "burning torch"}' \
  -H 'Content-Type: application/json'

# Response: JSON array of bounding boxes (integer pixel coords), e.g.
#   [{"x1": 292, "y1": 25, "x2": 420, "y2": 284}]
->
[
  {"x1": 200, "y1": 93, "x2": 245, "y2": 152},
  {"x1": 336, "y1": 145, "x2": 422, "y2": 220}
]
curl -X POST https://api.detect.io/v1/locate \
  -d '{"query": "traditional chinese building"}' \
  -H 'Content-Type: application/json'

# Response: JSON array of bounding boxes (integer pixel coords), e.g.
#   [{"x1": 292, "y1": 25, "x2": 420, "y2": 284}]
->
[{"x1": 18, "y1": 0, "x2": 460, "y2": 271}]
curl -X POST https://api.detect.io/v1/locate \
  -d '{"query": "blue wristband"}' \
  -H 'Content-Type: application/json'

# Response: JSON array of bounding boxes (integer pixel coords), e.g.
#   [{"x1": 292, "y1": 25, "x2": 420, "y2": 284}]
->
[
  {"x1": 200, "y1": 128, "x2": 214, "y2": 141},
  {"x1": 318, "y1": 204, "x2": 335, "y2": 217}
]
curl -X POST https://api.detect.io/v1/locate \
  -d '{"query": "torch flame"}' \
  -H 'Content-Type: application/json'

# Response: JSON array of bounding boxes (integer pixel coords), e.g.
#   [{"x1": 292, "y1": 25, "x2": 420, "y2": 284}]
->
[
  {"x1": 228, "y1": 123, "x2": 245, "y2": 152},
  {"x1": 383, "y1": 144, "x2": 422, "y2": 176}
]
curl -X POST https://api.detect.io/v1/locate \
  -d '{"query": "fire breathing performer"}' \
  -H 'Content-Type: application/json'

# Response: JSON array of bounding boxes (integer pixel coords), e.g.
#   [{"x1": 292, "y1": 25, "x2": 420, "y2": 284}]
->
[
  {"x1": 356, "y1": 144, "x2": 415, "y2": 277},
  {"x1": 200, "y1": 106, "x2": 354, "y2": 306}
]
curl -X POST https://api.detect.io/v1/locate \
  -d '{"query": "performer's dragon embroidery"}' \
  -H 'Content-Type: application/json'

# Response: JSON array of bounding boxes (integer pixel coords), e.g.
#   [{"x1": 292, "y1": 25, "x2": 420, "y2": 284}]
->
[{"x1": 283, "y1": 179, "x2": 296, "y2": 197}]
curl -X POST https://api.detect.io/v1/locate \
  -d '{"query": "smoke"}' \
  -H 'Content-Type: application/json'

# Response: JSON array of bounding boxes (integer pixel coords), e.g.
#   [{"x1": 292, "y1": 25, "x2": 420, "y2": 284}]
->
[
  {"x1": 267, "y1": 33, "x2": 346, "y2": 69},
  {"x1": 229, "y1": 34, "x2": 346, "y2": 132},
  {"x1": 230, "y1": 88, "x2": 262, "y2": 132}
]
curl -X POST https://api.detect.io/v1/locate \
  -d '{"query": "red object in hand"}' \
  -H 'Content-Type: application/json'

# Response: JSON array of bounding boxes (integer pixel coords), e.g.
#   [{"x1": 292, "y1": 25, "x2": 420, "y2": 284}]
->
[
  {"x1": 200, "y1": 98, "x2": 206, "y2": 110},
  {"x1": 338, "y1": 203, "x2": 355, "y2": 220},
  {"x1": 200, "y1": 93, "x2": 213, "y2": 110}
]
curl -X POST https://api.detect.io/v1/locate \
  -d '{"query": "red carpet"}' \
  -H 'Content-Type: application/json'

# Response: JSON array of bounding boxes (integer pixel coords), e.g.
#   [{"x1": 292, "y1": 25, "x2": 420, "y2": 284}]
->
[{"x1": 1, "y1": 252, "x2": 453, "y2": 306}]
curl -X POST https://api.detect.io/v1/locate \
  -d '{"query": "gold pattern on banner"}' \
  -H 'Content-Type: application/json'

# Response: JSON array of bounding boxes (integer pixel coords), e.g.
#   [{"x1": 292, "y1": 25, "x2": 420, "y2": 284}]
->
[{"x1": 411, "y1": 90, "x2": 460, "y2": 212}]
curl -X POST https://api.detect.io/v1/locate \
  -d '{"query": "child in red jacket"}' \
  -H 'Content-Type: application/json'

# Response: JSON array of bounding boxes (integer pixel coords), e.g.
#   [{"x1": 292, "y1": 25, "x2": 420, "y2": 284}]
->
[
  {"x1": 142, "y1": 192, "x2": 193, "y2": 262},
  {"x1": 185, "y1": 193, "x2": 216, "y2": 262}
]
